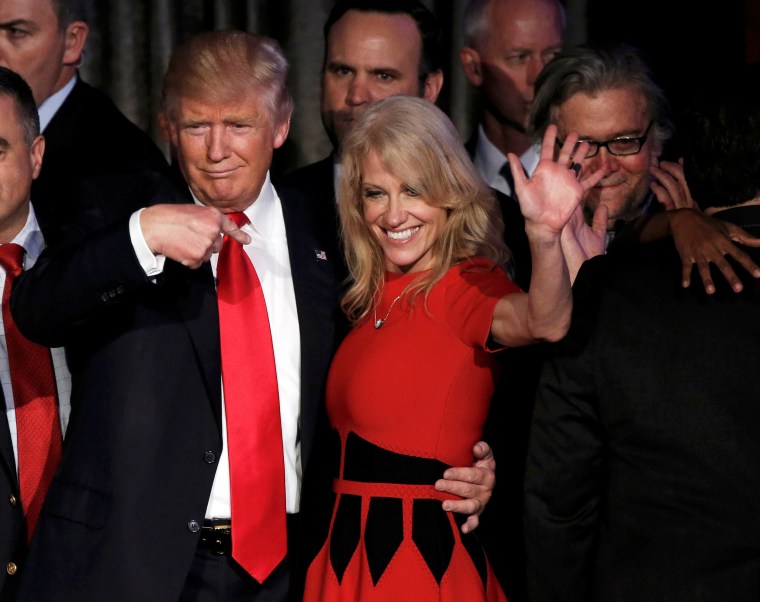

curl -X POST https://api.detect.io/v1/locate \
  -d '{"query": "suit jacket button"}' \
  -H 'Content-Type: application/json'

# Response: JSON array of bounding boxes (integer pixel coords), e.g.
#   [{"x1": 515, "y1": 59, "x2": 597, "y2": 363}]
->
[
  {"x1": 204, "y1": 451, "x2": 216, "y2": 464},
  {"x1": 187, "y1": 520, "x2": 201, "y2": 533},
  {"x1": 8, "y1": 495, "x2": 17, "y2": 506},
  {"x1": 6, "y1": 562, "x2": 17, "y2": 575}
]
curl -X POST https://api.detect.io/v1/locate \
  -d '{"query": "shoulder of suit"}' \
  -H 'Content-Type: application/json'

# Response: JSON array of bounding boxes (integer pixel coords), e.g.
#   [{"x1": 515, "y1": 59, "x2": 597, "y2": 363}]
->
[{"x1": 278, "y1": 156, "x2": 334, "y2": 190}]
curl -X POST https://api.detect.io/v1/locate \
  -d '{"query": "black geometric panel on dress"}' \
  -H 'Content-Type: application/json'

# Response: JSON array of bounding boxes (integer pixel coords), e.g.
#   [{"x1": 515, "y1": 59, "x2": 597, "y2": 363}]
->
[
  {"x1": 343, "y1": 431, "x2": 449, "y2": 484},
  {"x1": 330, "y1": 494, "x2": 361, "y2": 583},
  {"x1": 412, "y1": 499, "x2": 454, "y2": 584},
  {"x1": 454, "y1": 513, "x2": 488, "y2": 589},
  {"x1": 364, "y1": 497, "x2": 403, "y2": 585}
]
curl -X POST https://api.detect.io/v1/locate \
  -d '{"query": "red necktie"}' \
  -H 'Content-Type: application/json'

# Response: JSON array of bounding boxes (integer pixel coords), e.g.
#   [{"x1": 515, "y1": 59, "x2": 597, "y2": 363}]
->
[
  {"x1": 216, "y1": 212, "x2": 287, "y2": 582},
  {"x1": 0, "y1": 243, "x2": 62, "y2": 544}
]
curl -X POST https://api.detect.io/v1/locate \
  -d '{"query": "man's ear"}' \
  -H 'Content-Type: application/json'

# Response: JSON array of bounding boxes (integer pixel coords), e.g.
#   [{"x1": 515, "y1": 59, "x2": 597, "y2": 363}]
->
[
  {"x1": 30, "y1": 135, "x2": 45, "y2": 180},
  {"x1": 161, "y1": 111, "x2": 181, "y2": 150},
  {"x1": 460, "y1": 47, "x2": 483, "y2": 87},
  {"x1": 273, "y1": 114, "x2": 291, "y2": 149},
  {"x1": 62, "y1": 21, "x2": 89, "y2": 67},
  {"x1": 422, "y1": 70, "x2": 444, "y2": 103},
  {"x1": 157, "y1": 112, "x2": 171, "y2": 143}
]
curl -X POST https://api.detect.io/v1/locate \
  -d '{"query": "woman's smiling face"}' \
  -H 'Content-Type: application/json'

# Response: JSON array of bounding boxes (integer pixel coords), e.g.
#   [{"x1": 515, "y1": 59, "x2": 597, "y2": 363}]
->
[{"x1": 361, "y1": 152, "x2": 448, "y2": 273}]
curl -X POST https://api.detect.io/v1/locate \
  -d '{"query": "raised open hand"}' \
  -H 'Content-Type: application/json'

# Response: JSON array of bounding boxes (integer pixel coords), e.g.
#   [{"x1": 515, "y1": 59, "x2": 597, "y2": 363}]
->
[{"x1": 509, "y1": 124, "x2": 606, "y2": 242}]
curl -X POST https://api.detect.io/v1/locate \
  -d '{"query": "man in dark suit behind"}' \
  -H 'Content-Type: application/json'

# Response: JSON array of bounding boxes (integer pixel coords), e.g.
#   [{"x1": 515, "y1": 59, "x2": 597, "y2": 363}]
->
[
  {"x1": 0, "y1": 0, "x2": 168, "y2": 240},
  {"x1": 524, "y1": 82, "x2": 760, "y2": 601}
]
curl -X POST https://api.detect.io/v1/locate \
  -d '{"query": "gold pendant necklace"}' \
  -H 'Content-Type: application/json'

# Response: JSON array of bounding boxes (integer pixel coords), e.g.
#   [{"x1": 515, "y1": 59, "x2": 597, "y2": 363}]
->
[{"x1": 373, "y1": 294, "x2": 402, "y2": 329}]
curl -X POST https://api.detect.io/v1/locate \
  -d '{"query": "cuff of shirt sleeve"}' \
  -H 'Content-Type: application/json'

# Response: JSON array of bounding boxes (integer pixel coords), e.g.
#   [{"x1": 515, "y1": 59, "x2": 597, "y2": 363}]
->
[{"x1": 129, "y1": 208, "x2": 166, "y2": 277}]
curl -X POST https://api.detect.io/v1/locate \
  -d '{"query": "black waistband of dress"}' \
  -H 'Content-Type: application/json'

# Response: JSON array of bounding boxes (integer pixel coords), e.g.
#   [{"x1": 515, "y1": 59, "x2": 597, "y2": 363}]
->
[{"x1": 343, "y1": 431, "x2": 451, "y2": 485}]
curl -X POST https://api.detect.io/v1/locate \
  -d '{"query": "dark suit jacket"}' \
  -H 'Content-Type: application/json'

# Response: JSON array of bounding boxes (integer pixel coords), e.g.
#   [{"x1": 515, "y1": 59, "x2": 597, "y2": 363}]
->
[
  {"x1": 1, "y1": 81, "x2": 169, "y2": 599},
  {"x1": 524, "y1": 205, "x2": 760, "y2": 602},
  {"x1": 278, "y1": 156, "x2": 342, "y2": 279},
  {"x1": 10, "y1": 175, "x2": 341, "y2": 601},
  {"x1": 0, "y1": 394, "x2": 24, "y2": 602},
  {"x1": 31, "y1": 77, "x2": 168, "y2": 245}
]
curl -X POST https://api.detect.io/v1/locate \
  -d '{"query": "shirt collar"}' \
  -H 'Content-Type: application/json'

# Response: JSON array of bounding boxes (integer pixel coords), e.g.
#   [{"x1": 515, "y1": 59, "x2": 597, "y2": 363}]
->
[
  {"x1": 472, "y1": 124, "x2": 508, "y2": 185},
  {"x1": 38, "y1": 73, "x2": 78, "y2": 133},
  {"x1": 244, "y1": 171, "x2": 280, "y2": 240},
  {"x1": 189, "y1": 171, "x2": 281, "y2": 240},
  {"x1": 472, "y1": 124, "x2": 541, "y2": 183},
  {"x1": 10, "y1": 204, "x2": 45, "y2": 269}
]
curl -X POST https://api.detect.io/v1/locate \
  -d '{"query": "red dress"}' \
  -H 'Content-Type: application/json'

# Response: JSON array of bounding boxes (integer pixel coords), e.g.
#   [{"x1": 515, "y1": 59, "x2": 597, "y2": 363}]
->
[{"x1": 303, "y1": 258, "x2": 517, "y2": 602}]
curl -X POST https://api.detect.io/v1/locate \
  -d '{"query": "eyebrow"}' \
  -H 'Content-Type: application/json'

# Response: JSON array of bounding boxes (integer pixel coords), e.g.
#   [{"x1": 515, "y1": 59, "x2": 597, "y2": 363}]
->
[
  {"x1": 368, "y1": 66, "x2": 402, "y2": 77},
  {"x1": 0, "y1": 19, "x2": 35, "y2": 30},
  {"x1": 579, "y1": 127, "x2": 647, "y2": 140},
  {"x1": 326, "y1": 60, "x2": 403, "y2": 78},
  {"x1": 0, "y1": 137, "x2": 10, "y2": 149}
]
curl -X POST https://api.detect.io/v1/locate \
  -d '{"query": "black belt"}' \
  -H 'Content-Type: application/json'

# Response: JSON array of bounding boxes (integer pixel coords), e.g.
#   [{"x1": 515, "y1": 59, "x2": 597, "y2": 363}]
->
[
  {"x1": 197, "y1": 515, "x2": 300, "y2": 557},
  {"x1": 199, "y1": 519, "x2": 232, "y2": 555}
]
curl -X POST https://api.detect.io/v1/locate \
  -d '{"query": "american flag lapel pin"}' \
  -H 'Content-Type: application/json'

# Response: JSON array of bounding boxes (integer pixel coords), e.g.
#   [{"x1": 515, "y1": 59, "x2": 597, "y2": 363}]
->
[{"x1": 315, "y1": 249, "x2": 327, "y2": 262}]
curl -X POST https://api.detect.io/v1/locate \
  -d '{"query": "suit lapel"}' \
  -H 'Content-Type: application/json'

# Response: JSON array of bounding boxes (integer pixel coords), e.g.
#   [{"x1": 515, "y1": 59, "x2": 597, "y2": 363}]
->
[
  {"x1": 279, "y1": 186, "x2": 339, "y2": 470},
  {"x1": 166, "y1": 259, "x2": 223, "y2": 430}
]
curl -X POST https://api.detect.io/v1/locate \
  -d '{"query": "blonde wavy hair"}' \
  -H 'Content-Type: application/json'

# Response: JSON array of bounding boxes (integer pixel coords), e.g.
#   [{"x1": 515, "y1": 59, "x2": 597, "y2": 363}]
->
[{"x1": 338, "y1": 96, "x2": 512, "y2": 324}]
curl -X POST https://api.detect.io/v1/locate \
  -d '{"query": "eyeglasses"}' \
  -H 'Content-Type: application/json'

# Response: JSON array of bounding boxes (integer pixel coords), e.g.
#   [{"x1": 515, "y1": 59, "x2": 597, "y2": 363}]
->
[{"x1": 558, "y1": 121, "x2": 653, "y2": 159}]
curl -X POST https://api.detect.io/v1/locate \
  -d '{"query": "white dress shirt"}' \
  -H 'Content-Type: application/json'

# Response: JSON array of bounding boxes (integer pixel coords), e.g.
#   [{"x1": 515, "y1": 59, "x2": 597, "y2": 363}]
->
[
  {"x1": 1, "y1": 205, "x2": 72, "y2": 470},
  {"x1": 37, "y1": 74, "x2": 77, "y2": 133},
  {"x1": 130, "y1": 172, "x2": 302, "y2": 515},
  {"x1": 471, "y1": 124, "x2": 540, "y2": 196}
]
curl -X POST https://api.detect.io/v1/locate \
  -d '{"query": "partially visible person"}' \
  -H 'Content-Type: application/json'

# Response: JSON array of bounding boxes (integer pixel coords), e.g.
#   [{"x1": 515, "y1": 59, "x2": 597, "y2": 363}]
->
[
  {"x1": 530, "y1": 42, "x2": 760, "y2": 290},
  {"x1": 0, "y1": 0, "x2": 168, "y2": 241},
  {"x1": 281, "y1": 0, "x2": 444, "y2": 196},
  {"x1": 524, "y1": 76, "x2": 760, "y2": 602},
  {"x1": 302, "y1": 95, "x2": 604, "y2": 602},
  {"x1": 0, "y1": 66, "x2": 70, "y2": 601},
  {"x1": 460, "y1": 0, "x2": 566, "y2": 197},
  {"x1": 280, "y1": 0, "x2": 444, "y2": 264},
  {"x1": 530, "y1": 42, "x2": 674, "y2": 247},
  {"x1": 10, "y1": 31, "x2": 493, "y2": 602}
]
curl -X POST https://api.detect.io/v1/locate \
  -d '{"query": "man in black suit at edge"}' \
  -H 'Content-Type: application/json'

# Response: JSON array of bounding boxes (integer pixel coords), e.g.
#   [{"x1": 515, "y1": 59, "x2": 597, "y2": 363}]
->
[
  {"x1": 10, "y1": 30, "x2": 494, "y2": 602},
  {"x1": 0, "y1": 66, "x2": 72, "y2": 602},
  {"x1": 0, "y1": 0, "x2": 168, "y2": 241},
  {"x1": 524, "y1": 78, "x2": 760, "y2": 602}
]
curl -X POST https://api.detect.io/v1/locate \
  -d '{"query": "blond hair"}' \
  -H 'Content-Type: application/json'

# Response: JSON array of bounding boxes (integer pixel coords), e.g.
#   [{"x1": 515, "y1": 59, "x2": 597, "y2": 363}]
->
[
  {"x1": 338, "y1": 96, "x2": 511, "y2": 323},
  {"x1": 160, "y1": 30, "x2": 293, "y2": 128}
]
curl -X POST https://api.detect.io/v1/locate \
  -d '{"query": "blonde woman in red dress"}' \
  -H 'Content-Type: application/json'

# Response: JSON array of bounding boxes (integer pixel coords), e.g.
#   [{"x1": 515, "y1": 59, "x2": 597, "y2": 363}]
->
[{"x1": 303, "y1": 95, "x2": 604, "y2": 602}]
